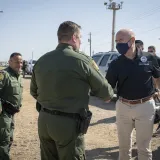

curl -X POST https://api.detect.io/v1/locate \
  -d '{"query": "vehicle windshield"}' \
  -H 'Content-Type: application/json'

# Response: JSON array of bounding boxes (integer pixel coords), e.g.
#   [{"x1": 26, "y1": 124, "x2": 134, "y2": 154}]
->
[
  {"x1": 99, "y1": 54, "x2": 111, "y2": 66},
  {"x1": 92, "y1": 55, "x2": 102, "y2": 63},
  {"x1": 32, "y1": 60, "x2": 36, "y2": 64}
]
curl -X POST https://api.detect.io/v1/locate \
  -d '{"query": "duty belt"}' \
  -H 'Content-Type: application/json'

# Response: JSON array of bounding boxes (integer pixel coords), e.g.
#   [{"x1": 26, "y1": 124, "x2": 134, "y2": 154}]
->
[{"x1": 42, "y1": 108, "x2": 79, "y2": 119}]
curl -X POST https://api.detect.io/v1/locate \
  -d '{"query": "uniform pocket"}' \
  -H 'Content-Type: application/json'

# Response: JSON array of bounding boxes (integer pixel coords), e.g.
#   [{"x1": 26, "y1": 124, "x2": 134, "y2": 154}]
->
[
  {"x1": 0, "y1": 128, "x2": 10, "y2": 145},
  {"x1": 0, "y1": 115, "x2": 11, "y2": 145},
  {"x1": 11, "y1": 82, "x2": 19, "y2": 95}
]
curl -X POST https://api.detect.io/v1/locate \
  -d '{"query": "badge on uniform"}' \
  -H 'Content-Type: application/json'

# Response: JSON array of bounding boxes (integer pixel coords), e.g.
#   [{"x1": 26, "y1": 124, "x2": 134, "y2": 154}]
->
[
  {"x1": 0, "y1": 73, "x2": 4, "y2": 81},
  {"x1": 140, "y1": 56, "x2": 147, "y2": 63},
  {"x1": 139, "y1": 56, "x2": 149, "y2": 65}
]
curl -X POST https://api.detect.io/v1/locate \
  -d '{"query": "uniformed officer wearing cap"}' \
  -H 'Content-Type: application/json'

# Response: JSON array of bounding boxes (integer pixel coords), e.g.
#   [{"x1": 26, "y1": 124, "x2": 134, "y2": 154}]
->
[
  {"x1": 106, "y1": 29, "x2": 160, "y2": 160},
  {"x1": 0, "y1": 52, "x2": 23, "y2": 160},
  {"x1": 30, "y1": 21, "x2": 114, "y2": 160}
]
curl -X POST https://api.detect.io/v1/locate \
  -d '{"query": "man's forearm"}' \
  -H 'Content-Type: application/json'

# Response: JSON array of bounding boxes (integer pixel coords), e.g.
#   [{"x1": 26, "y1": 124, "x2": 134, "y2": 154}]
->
[{"x1": 154, "y1": 78, "x2": 160, "y2": 89}]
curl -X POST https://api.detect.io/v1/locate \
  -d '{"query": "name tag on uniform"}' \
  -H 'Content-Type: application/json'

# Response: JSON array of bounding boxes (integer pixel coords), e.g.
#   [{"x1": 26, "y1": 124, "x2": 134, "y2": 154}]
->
[{"x1": 139, "y1": 62, "x2": 149, "y2": 65}]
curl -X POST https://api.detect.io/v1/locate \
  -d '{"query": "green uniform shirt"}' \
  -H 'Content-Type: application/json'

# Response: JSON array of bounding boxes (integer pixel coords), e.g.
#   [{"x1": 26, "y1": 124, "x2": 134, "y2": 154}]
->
[
  {"x1": 30, "y1": 43, "x2": 114, "y2": 113},
  {"x1": 0, "y1": 67, "x2": 23, "y2": 110}
]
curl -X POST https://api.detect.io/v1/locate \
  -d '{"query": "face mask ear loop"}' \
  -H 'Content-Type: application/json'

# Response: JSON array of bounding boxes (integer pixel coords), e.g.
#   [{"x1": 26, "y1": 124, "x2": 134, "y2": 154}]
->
[
  {"x1": 127, "y1": 37, "x2": 132, "y2": 47},
  {"x1": 128, "y1": 37, "x2": 135, "y2": 50}
]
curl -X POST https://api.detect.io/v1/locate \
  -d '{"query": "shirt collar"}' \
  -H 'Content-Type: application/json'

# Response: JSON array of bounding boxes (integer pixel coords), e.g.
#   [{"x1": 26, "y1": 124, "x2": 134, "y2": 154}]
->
[
  {"x1": 56, "y1": 43, "x2": 74, "y2": 51},
  {"x1": 8, "y1": 67, "x2": 20, "y2": 77}
]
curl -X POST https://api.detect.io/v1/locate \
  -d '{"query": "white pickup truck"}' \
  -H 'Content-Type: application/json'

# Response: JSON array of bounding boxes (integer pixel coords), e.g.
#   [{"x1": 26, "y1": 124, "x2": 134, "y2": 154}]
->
[
  {"x1": 23, "y1": 60, "x2": 36, "y2": 77},
  {"x1": 92, "y1": 51, "x2": 120, "y2": 77},
  {"x1": 27, "y1": 60, "x2": 36, "y2": 74}
]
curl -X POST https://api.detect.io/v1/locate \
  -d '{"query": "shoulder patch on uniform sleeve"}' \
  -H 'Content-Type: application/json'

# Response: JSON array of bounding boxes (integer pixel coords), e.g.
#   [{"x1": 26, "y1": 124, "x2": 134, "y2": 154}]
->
[
  {"x1": 91, "y1": 60, "x2": 99, "y2": 71},
  {"x1": 79, "y1": 51, "x2": 90, "y2": 57},
  {"x1": 0, "y1": 72, "x2": 4, "y2": 81}
]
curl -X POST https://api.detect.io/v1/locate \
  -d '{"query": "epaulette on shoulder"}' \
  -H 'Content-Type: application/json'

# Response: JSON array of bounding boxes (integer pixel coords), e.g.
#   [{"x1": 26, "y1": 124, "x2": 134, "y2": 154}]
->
[
  {"x1": 79, "y1": 51, "x2": 90, "y2": 58},
  {"x1": 77, "y1": 51, "x2": 92, "y2": 64}
]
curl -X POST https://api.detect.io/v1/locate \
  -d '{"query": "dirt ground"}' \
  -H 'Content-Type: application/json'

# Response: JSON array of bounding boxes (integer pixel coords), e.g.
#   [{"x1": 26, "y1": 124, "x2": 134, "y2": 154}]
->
[{"x1": 10, "y1": 77, "x2": 160, "y2": 160}]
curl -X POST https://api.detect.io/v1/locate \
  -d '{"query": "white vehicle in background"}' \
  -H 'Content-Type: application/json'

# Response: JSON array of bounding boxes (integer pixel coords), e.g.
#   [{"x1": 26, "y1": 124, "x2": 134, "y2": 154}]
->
[
  {"x1": 92, "y1": 51, "x2": 120, "y2": 77},
  {"x1": 26, "y1": 60, "x2": 37, "y2": 75},
  {"x1": 92, "y1": 51, "x2": 120, "y2": 100}
]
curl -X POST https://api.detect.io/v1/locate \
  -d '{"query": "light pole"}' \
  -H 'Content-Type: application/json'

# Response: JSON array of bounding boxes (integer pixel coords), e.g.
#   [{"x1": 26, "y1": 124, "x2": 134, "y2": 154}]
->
[
  {"x1": 88, "y1": 32, "x2": 92, "y2": 56},
  {"x1": 32, "y1": 51, "x2": 33, "y2": 61},
  {"x1": 104, "y1": 0, "x2": 123, "y2": 51},
  {"x1": 31, "y1": 48, "x2": 34, "y2": 61}
]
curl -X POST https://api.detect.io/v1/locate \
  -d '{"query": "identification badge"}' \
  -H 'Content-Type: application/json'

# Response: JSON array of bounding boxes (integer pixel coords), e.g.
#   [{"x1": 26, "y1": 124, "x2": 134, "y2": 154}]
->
[
  {"x1": 139, "y1": 56, "x2": 149, "y2": 65},
  {"x1": 139, "y1": 62, "x2": 149, "y2": 65},
  {"x1": 140, "y1": 56, "x2": 147, "y2": 63}
]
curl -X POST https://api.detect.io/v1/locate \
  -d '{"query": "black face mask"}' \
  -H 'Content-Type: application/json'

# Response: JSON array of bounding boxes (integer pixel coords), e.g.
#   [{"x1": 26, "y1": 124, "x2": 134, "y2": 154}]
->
[{"x1": 116, "y1": 39, "x2": 132, "y2": 55}]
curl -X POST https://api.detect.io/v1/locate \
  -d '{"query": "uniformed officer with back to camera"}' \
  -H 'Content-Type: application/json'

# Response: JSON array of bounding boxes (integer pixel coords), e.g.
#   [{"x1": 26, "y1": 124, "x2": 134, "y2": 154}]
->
[
  {"x1": 106, "y1": 29, "x2": 160, "y2": 160},
  {"x1": 30, "y1": 21, "x2": 114, "y2": 160}
]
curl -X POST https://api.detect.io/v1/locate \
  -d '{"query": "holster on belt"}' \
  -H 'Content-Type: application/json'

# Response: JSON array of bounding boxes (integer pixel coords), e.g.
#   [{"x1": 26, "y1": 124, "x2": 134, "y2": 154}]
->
[
  {"x1": 41, "y1": 106, "x2": 92, "y2": 134},
  {"x1": 77, "y1": 108, "x2": 92, "y2": 134}
]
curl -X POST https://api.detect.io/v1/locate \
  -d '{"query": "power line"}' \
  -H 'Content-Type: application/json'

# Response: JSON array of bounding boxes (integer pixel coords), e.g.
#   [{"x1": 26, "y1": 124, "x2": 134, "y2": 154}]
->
[
  {"x1": 88, "y1": 32, "x2": 92, "y2": 56},
  {"x1": 88, "y1": 5, "x2": 160, "y2": 38},
  {"x1": 117, "y1": 5, "x2": 160, "y2": 27},
  {"x1": 116, "y1": 7, "x2": 160, "y2": 35},
  {"x1": 137, "y1": 7, "x2": 160, "y2": 20},
  {"x1": 94, "y1": 26, "x2": 160, "y2": 47},
  {"x1": 143, "y1": 26, "x2": 160, "y2": 33},
  {"x1": 83, "y1": 5, "x2": 160, "y2": 51}
]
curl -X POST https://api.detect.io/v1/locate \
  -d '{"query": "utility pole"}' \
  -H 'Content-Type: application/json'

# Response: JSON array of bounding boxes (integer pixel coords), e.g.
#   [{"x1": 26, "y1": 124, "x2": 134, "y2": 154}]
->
[
  {"x1": 104, "y1": 0, "x2": 123, "y2": 51},
  {"x1": 32, "y1": 51, "x2": 33, "y2": 61},
  {"x1": 88, "y1": 32, "x2": 92, "y2": 56},
  {"x1": 31, "y1": 48, "x2": 34, "y2": 61}
]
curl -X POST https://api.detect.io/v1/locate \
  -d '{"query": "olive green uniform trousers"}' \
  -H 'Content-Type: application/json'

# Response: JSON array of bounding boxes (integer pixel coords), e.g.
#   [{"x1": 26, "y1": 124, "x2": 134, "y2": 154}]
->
[
  {"x1": 38, "y1": 110, "x2": 86, "y2": 160},
  {"x1": 0, "y1": 112, "x2": 14, "y2": 160}
]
